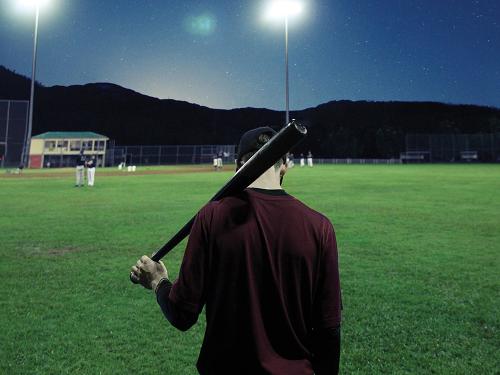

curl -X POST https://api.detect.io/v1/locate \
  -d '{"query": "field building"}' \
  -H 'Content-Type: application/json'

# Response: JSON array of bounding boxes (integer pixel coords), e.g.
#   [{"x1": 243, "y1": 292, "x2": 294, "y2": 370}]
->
[{"x1": 29, "y1": 131, "x2": 108, "y2": 168}]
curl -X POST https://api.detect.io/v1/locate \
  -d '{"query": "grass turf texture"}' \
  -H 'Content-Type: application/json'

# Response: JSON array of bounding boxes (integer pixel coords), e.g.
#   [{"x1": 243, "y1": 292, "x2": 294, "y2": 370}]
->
[{"x1": 0, "y1": 164, "x2": 498, "y2": 374}]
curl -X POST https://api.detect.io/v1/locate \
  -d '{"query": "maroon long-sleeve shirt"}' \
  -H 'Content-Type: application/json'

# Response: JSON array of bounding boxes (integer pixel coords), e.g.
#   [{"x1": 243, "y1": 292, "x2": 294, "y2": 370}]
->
[{"x1": 156, "y1": 188, "x2": 342, "y2": 374}]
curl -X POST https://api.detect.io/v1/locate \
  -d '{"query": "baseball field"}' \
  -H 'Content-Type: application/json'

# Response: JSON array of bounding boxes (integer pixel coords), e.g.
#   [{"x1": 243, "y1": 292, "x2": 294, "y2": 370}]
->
[{"x1": 1, "y1": 164, "x2": 498, "y2": 374}]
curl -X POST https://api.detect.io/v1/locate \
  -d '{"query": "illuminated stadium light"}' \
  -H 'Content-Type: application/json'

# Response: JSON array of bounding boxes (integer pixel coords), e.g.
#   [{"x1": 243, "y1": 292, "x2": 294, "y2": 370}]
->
[
  {"x1": 263, "y1": 0, "x2": 304, "y2": 126},
  {"x1": 13, "y1": 0, "x2": 53, "y2": 166},
  {"x1": 264, "y1": 0, "x2": 303, "y2": 21},
  {"x1": 14, "y1": 0, "x2": 51, "y2": 12}
]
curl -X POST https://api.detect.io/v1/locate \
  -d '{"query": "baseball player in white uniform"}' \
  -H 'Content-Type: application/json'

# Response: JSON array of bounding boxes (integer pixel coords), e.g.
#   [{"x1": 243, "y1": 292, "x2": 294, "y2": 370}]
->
[
  {"x1": 307, "y1": 151, "x2": 314, "y2": 167},
  {"x1": 87, "y1": 156, "x2": 96, "y2": 186},
  {"x1": 75, "y1": 150, "x2": 86, "y2": 187}
]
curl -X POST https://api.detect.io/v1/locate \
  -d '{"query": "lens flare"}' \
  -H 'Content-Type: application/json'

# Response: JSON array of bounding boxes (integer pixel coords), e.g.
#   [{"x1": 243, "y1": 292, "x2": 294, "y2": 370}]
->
[{"x1": 184, "y1": 13, "x2": 216, "y2": 36}]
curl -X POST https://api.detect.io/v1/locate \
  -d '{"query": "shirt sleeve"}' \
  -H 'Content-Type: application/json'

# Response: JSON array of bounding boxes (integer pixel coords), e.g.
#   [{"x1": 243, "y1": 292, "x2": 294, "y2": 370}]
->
[
  {"x1": 313, "y1": 219, "x2": 342, "y2": 329},
  {"x1": 311, "y1": 325, "x2": 341, "y2": 375},
  {"x1": 168, "y1": 206, "x2": 211, "y2": 315},
  {"x1": 156, "y1": 278, "x2": 199, "y2": 331}
]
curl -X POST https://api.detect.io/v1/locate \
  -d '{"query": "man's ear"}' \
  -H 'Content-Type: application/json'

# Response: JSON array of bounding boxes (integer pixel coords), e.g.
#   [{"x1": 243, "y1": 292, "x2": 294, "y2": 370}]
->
[
  {"x1": 279, "y1": 163, "x2": 287, "y2": 185},
  {"x1": 235, "y1": 159, "x2": 243, "y2": 172},
  {"x1": 280, "y1": 163, "x2": 288, "y2": 177}
]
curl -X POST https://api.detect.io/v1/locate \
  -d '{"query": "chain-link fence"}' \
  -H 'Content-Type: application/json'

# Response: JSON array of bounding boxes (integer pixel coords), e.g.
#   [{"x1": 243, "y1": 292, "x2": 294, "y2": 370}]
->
[
  {"x1": 0, "y1": 100, "x2": 29, "y2": 168},
  {"x1": 314, "y1": 158, "x2": 401, "y2": 164},
  {"x1": 403, "y1": 133, "x2": 500, "y2": 162},
  {"x1": 106, "y1": 144, "x2": 236, "y2": 166}
]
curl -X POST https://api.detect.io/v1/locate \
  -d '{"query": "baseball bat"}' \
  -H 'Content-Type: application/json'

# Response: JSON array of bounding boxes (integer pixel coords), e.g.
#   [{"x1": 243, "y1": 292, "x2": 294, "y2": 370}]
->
[{"x1": 130, "y1": 120, "x2": 307, "y2": 283}]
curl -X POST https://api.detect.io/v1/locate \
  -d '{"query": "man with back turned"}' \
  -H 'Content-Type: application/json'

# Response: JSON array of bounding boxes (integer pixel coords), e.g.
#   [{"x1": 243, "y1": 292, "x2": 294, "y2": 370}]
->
[{"x1": 131, "y1": 127, "x2": 342, "y2": 374}]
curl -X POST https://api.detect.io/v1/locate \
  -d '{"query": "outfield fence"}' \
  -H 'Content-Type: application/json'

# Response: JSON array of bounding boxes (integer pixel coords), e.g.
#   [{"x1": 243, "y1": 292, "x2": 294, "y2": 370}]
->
[
  {"x1": 105, "y1": 145, "x2": 402, "y2": 167},
  {"x1": 404, "y1": 133, "x2": 500, "y2": 162},
  {"x1": 106, "y1": 144, "x2": 236, "y2": 166},
  {"x1": 313, "y1": 158, "x2": 401, "y2": 165}
]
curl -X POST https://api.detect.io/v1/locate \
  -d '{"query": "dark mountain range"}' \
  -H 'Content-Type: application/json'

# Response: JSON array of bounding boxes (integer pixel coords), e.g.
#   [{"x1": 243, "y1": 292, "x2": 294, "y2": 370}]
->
[{"x1": 1, "y1": 65, "x2": 499, "y2": 158}]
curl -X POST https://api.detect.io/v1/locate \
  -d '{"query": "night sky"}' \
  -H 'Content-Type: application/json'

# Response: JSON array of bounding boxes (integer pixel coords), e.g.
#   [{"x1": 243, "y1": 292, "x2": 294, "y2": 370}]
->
[{"x1": 1, "y1": 0, "x2": 499, "y2": 110}]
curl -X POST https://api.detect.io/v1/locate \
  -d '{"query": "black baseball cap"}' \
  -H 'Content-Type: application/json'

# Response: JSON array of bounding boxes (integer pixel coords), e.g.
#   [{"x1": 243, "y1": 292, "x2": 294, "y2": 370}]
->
[{"x1": 236, "y1": 126, "x2": 277, "y2": 166}]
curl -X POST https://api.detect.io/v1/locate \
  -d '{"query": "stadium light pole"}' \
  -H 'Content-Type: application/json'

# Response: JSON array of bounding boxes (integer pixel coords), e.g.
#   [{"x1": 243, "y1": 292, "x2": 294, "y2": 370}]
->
[
  {"x1": 18, "y1": 0, "x2": 50, "y2": 168},
  {"x1": 264, "y1": 0, "x2": 303, "y2": 126}
]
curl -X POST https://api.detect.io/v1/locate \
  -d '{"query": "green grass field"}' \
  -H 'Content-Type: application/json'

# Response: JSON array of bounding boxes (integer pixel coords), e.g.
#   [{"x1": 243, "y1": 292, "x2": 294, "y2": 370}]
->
[{"x1": 1, "y1": 164, "x2": 499, "y2": 374}]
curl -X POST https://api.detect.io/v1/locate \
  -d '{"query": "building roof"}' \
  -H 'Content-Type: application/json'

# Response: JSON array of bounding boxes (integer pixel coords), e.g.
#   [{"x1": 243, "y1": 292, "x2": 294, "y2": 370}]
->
[{"x1": 32, "y1": 131, "x2": 108, "y2": 140}]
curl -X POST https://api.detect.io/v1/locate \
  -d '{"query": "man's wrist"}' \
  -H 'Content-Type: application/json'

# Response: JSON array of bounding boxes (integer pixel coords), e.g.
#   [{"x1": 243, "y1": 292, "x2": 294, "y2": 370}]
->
[{"x1": 153, "y1": 277, "x2": 170, "y2": 294}]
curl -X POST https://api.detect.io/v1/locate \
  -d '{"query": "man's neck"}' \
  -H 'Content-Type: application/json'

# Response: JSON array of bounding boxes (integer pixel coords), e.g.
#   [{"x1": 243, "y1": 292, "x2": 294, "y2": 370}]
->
[{"x1": 248, "y1": 168, "x2": 282, "y2": 190}]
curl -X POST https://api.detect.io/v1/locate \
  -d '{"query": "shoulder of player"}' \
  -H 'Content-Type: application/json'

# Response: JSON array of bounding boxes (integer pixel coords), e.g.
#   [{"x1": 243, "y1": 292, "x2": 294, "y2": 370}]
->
[
  {"x1": 197, "y1": 192, "x2": 249, "y2": 218},
  {"x1": 203, "y1": 193, "x2": 246, "y2": 210},
  {"x1": 289, "y1": 196, "x2": 334, "y2": 227}
]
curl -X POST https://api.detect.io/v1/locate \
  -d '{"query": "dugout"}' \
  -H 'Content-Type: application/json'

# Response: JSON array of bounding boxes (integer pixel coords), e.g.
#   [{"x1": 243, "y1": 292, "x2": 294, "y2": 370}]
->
[{"x1": 29, "y1": 131, "x2": 108, "y2": 168}]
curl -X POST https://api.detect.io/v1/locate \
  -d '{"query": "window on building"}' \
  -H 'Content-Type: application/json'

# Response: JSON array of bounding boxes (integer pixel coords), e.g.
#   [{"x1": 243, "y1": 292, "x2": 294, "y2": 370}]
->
[
  {"x1": 44, "y1": 140, "x2": 56, "y2": 151},
  {"x1": 70, "y1": 140, "x2": 81, "y2": 151},
  {"x1": 82, "y1": 140, "x2": 93, "y2": 150},
  {"x1": 57, "y1": 140, "x2": 68, "y2": 150},
  {"x1": 94, "y1": 140, "x2": 105, "y2": 151}
]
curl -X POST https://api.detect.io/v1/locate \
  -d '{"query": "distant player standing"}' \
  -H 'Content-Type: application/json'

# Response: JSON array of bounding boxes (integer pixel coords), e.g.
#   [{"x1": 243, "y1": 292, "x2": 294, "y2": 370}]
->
[
  {"x1": 75, "y1": 150, "x2": 86, "y2": 187},
  {"x1": 216, "y1": 151, "x2": 223, "y2": 170},
  {"x1": 131, "y1": 127, "x2": 342, "y2": 374},
  {"x1": 213, "y1": 154, "x2": 218, "y2": 171},
  {"x1": 300, "y1": 153, "x2": 305, "y2": 167},
  {"x1": 307, "y1": 151, "x2": 314, "y2": 167},
  {"x1": 87, "y1": 155, "x2": 96, "y2": 187}
]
